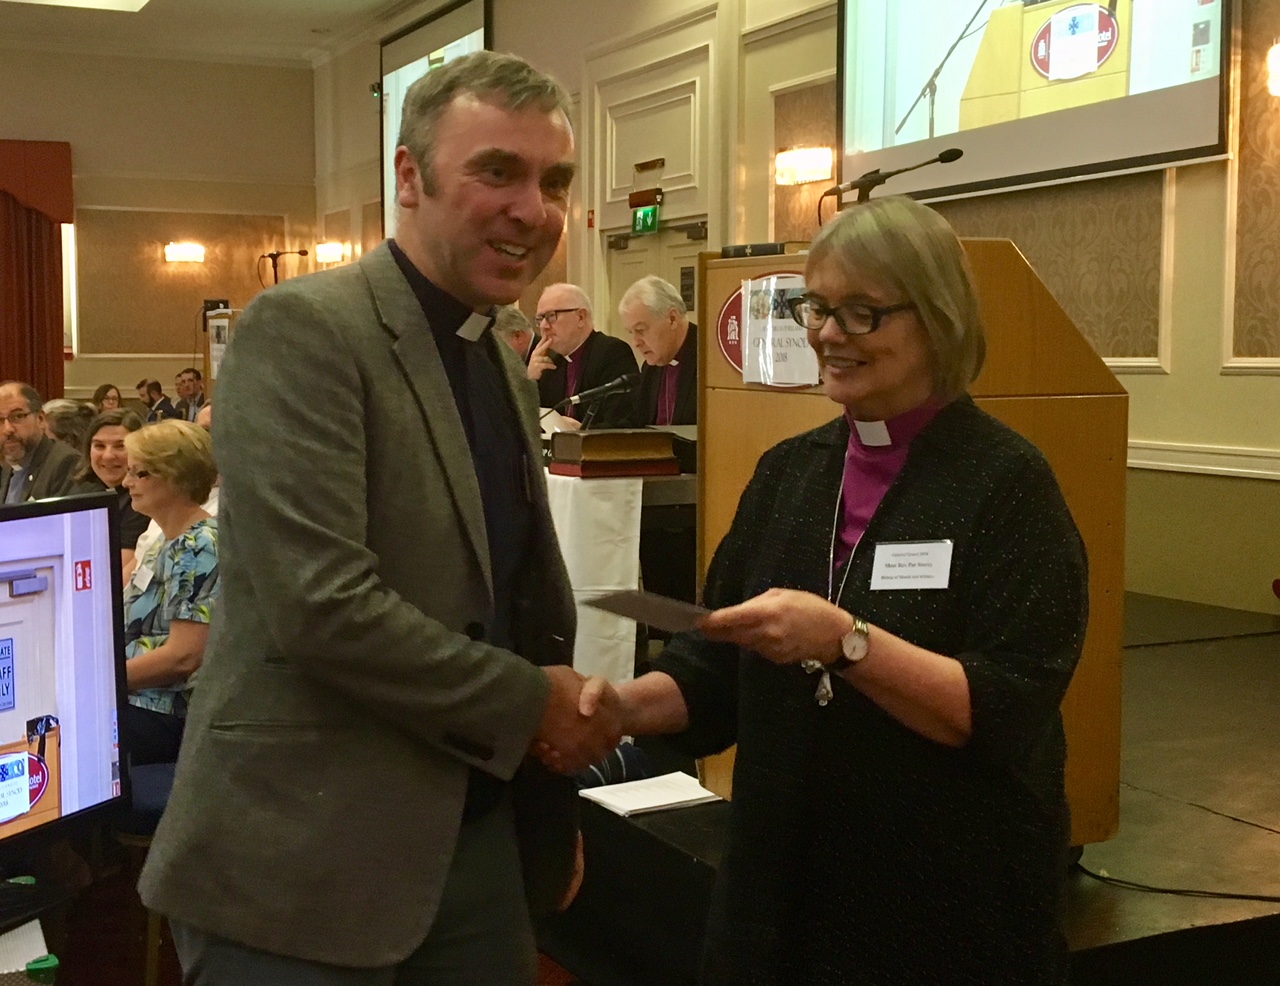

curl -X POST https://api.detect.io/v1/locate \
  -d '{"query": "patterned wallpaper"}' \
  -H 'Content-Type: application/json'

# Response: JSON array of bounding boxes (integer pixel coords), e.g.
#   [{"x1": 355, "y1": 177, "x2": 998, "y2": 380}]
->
[
  {"x1": 773, "y1": 81, "x2": 837, "y2": 244},
  {"x1": 771, "y1": 83, "x2": 1163, "y2": 360},
  {"x1": 1233, "y1": 0, "x2": 1280, "y2": 359},
  {"x1": 76, "y1": 208, "x2": 286, "y2": 354},
  {"x1": 933, "y1": 172, "x2": 1164, "y2": 360}
]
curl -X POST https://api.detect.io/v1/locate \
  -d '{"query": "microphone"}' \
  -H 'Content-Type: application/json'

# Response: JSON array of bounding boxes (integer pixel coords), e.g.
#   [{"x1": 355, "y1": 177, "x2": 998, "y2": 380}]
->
[
  {"x1": 264, "y1": 249, "x2": 310, "y2": 260},
  {"x1": 556, "y1": 373, "x2": 640, "y2": 409},
  {"x1": 825, "y1": 147, "x2": 963, "y2": 198}
]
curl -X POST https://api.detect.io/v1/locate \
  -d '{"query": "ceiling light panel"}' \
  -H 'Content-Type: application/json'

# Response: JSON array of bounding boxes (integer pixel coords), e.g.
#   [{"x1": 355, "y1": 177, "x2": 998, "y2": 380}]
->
[{"x1": 0, "y1": 0, "x2": 151, "y2": 11}]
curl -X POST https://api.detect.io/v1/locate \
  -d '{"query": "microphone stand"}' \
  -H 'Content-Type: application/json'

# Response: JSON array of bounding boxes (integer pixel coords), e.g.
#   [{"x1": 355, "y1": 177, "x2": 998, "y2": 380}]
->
[
  {"x1": 264, "y1": 249, "x2": 309, "y2": 285},
  {"x1": 896, "y1": 0, "x2": 991, "y2": 140},
  {"x1": 579, "y1": 399, "x2": 604, "y2": 431}
]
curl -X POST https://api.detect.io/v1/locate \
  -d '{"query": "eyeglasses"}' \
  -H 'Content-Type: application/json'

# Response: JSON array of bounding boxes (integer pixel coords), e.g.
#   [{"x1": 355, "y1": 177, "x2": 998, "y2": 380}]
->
[
  {"x1": 0, "y1": 410, "x2": 33, "y2": 428},
  {"x1": 534, "y1": 308, "x2": 582, "y2": 326},
  {"x1": 785, "y1": 293, "x2": 914, "y2": 336},
  {"x1": 125, "y1": 467, "x2": 152, "y2": 480}
]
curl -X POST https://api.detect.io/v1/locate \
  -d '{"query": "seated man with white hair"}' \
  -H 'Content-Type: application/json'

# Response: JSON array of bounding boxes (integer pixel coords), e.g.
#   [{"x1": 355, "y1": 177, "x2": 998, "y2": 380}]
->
[
  {"x1": 618, "y1": 275, "x2": 698, "y2": 426},
  {"x1": 528, "y1": 282, "x2": 636, "y2": 427}
]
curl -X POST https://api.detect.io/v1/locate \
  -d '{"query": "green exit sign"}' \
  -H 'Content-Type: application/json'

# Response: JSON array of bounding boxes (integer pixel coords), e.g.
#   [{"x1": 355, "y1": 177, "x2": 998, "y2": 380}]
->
[{"x1": 631, "y1": 204, "x2": 659, "y2": 235}]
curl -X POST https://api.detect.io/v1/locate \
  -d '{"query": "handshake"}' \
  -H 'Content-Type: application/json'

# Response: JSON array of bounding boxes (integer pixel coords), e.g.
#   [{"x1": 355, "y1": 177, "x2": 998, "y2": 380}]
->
[{"x1": 531, "y1": 664, "x2": 626, "y2": 774}]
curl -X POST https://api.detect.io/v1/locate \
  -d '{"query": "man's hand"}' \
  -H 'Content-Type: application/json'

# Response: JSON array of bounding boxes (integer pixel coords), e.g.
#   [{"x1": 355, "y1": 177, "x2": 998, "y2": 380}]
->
[
  {"x1": 526, "y1": 335, "x2": 557, "y2": 381},
  {"x1": 533, "y1": 666, "x2": 623, "y2": 773},
  {"x1": 698, "y1": 588, "x2": 852, "y2": 666}
]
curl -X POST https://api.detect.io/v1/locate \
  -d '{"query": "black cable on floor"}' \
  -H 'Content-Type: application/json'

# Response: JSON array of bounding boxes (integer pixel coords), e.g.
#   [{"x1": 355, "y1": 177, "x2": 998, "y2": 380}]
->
[{"x1": 1075, "y1": 862, "x2": 1280, "y2": 903}]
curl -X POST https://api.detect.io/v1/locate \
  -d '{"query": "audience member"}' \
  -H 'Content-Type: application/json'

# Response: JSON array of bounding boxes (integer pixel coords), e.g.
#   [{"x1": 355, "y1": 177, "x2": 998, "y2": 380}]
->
[
  {"x1": 137, "y1": 378, "x2": 179, "y2": 421},
  {"x1": 494, "y1": 304, "x2": 538, "y2": 362},
  {"x1": 528, "y1": 282, "x2": 636, "y2": 426},
  {"x1": 131, "y1": 401, "x2": 217, "y2": 581},
  {"x1": 71, "y1": 409, "x2": 149, "y2": 562},
  {"x1": 0, "y1": 381, "x2": 83, "y2": 504},
  {"x1": 620, "y1": 274, "x2": 698, "y2": 426},
  {"x1": 120, "y1": 419, "x2": 219, "y2": 766},
  {"x1": 91, "y1": 383, "x2": 122, "y2": 412},
  {"x1": 42, "y1": 398, "x2": 95, "y2": 451},
  {"x1": 139, "y1": 51, "x2": 620, "y2": 984},
  {"x1": 173, "y1": 367, "x2": 206, "y2": 422}
]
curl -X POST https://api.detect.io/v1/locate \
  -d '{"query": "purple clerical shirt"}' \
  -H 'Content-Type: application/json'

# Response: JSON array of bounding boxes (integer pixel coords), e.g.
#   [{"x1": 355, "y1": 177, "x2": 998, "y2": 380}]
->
[
  {"x1": 564, "y1": 340, "x2": 586, "y2": 419},
  {"x1": 832, "y1": 399, "x2": 946, "y2": 576},
  {"x1": 656, "y1": 361, "x2": 682, "y2": 426}
]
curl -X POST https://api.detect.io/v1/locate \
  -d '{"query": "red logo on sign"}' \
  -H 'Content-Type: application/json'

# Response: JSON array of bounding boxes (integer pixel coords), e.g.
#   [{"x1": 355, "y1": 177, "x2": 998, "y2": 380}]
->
[
  {"x1": 74, "y1": 560, "x2": 92, "y2": 591},
  {"x1": 27, "y1": 755, "x2": 48, "y2": 808},
  {"x1": 1030, "y1": 5, "x2": 1119, "y2": 81}
]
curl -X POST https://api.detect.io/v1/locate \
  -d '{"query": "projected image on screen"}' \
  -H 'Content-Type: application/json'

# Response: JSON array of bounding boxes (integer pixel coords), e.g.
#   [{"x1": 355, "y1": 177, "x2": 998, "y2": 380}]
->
[
  {"x1": 381, "y1": 0, "x2": 486, "y2": 238},
  {"x1": 840, "y1": 0, "x2": 1228, "y2": 199},
  {"x1": 0, "y1": 501, "x2": 124, "y2": 843}
]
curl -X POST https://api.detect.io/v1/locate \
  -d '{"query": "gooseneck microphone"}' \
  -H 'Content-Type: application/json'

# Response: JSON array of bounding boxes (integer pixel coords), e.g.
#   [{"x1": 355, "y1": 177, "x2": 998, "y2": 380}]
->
[
  {"x1": 555, "y1": 373, "x2": 640, "y2": 409},
  {"x1": 825, "y1": 147, "x2": 964, "y2": 199}
]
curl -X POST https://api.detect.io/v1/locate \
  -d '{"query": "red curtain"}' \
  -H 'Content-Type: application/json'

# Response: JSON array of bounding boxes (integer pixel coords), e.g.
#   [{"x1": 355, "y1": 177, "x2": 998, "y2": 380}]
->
[{"x1": 0, "y1": 189, "x2": 64, "y2": 399}]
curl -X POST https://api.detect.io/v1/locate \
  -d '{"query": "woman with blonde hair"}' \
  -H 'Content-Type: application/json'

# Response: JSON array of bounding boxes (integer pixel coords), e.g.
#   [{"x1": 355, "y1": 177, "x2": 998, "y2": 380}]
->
[
  {"x1": 120, "y1": 419, "x2": 220, "y2": 764},
  {"x1": 586, "y1": 197, "x2": 1088, "y2": 985}
]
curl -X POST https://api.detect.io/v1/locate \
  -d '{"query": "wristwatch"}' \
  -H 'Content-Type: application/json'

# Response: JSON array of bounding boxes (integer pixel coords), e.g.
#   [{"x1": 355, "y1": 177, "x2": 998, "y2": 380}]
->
[{"x1": 827, "y1": 616, "x2": 871, "y2": 673}]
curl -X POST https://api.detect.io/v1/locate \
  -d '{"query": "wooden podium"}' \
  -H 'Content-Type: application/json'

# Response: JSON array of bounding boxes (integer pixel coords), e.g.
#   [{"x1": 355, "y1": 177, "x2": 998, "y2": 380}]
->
[{"x1": 695, "y1": 240, "x2": 1126, "y2": 846}]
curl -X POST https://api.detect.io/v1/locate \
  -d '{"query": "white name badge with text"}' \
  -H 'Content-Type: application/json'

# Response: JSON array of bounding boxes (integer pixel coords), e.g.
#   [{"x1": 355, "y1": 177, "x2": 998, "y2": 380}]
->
[{"x1": 870, "y1": 540, "x2": 953, "y2": 590}]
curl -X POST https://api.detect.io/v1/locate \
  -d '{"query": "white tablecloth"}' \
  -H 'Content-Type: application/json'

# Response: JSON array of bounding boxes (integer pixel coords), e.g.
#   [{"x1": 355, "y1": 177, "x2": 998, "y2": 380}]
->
[{"x1": 545, "y1": 472, "x2": 643, "y2": 683}]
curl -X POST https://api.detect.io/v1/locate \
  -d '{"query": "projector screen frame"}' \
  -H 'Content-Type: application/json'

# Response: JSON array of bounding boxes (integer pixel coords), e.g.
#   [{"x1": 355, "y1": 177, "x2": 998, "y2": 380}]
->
[
  {"x1": 834, "y1": 0, "x2": 1238, "y2": 204},
  {"x1": 378, "y1": 0, "x2": 493, "y2": 242}
]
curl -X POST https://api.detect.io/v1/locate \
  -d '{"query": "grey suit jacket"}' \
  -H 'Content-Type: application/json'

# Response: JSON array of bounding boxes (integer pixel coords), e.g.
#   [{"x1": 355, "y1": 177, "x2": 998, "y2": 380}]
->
[
  {"x1": 139, "y1": 243, "x2": 579, "y2": 966},
  {"x1": 0, "y1": 436, "x2": 83, "y2": 503}
]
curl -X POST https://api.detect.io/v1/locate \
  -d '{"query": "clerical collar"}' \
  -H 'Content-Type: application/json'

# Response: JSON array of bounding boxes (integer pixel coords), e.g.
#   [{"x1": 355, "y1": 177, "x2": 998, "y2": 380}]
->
[
  {"x1": 845, "y1": 398, "x2": 946, "y2": 450},
  {"x1": 387, "y1": 239, "x2": 495, "y2": 339}
]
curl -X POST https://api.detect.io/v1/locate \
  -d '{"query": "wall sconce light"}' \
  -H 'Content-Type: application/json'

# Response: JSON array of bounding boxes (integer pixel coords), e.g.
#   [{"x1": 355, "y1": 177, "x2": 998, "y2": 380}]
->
[
  {"x1": 315, "y1": 241, "x2": 346, "y2": 264},
  {"x1": 775, "y1": 146, "x2": 835, "y2": 186},
  {"x1": 1269, "y1": 41, "x2": 1280, "y2": 96},
  {"x1": 164, "y1": 241, "x2": 205, "y2": 263}
]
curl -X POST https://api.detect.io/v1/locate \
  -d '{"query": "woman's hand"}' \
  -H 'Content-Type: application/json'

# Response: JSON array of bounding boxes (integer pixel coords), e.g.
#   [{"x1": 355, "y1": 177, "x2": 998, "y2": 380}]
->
[{"x1": 698, "y1": 588, "x2": 852, "y2": 666}]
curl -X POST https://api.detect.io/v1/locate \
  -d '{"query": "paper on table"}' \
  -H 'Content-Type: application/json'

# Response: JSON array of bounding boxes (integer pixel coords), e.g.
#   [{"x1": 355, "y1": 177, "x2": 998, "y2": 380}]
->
[
  {"x1": 0, "y1": 920, "x2": 48, "y2": 973},
  {"x1": 579, "y1": 771, "x2": 722, "y2": 817},
  {"x1": 587, "y1": 589, "x2": 708, "y2": 634},
  {"x1": 539, "y1": 407, "x2": 579, "y2": 438}
]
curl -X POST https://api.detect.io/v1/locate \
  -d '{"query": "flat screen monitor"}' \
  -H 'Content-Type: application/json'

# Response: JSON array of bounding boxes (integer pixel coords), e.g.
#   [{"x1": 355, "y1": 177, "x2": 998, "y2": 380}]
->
[
  {"x1": 0, "y1": 492, "x2": 128, "y2": 852},
  {"x1": 838, "y1": 0, "x2": 1233, "y2": 201}
]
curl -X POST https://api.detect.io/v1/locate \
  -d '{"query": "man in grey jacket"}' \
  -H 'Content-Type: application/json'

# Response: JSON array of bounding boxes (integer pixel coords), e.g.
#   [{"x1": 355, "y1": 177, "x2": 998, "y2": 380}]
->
[
  {"x1": 140, "y1": 51, "x2": 622, "y2": 985},
  {"x1": 0, "y1": 382, "x2": 82, "y2": 504}
]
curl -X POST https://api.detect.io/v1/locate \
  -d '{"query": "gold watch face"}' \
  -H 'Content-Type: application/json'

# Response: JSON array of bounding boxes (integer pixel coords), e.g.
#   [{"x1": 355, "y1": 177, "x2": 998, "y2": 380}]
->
[{"x1": 841, "y1": 624, "x2": 869, "y2": 662}]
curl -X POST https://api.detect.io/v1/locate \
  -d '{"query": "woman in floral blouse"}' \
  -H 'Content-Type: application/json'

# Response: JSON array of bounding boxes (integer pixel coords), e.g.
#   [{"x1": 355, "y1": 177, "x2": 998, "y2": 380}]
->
[{"x1": 120, "y1": 419, "x2": 219, "y2": 764}]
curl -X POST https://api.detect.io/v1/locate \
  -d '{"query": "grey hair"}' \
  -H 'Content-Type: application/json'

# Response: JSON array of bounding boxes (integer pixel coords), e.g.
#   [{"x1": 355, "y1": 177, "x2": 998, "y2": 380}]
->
[
  {"x1": 492, "y1": 304, "x2": 533, "y2": 338},
  {"x1": 806, "y1": 196, "x2": 985, "y2": 400},
  {"x1": 541, "y1": 282, "x2": 592, "y2": 318},
  {"x1": 619, "y1": 275, "x2": 686, "y2": 319},
  {"x1": 398, "y1": 50, "x2": 571, "y2": 195}
]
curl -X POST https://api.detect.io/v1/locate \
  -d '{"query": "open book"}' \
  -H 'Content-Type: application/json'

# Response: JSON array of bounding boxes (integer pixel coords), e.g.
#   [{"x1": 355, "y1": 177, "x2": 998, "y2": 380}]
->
[{"x1": 579, "y1": 771, "x2": 722, "y2": 817}]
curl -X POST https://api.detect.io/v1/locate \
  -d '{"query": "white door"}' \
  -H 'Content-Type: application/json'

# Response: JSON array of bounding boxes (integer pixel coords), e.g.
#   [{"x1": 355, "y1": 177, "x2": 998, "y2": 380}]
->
[{"x1": 604, "y1": 222, "x2": 715, "y2": 339}]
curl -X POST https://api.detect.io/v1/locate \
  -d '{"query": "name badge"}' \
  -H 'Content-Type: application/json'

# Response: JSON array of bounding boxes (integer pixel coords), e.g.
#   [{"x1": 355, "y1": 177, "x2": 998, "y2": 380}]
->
[
  {"x1": 132, "y1": 564, "x2": 155, "y2": 593},
  {"x1": 870, "y1": 540, "x2": 952, "y2": 590}
]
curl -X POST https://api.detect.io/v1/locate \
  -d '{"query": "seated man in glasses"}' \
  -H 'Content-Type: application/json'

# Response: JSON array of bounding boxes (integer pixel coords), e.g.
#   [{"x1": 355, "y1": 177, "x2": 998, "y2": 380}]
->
[
  {"x1": 528, "y1": 283, "x2": 636, "y2": 428},
  {"x1": 0, "y1": 381, "x2": 84, "y2": 505}
]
